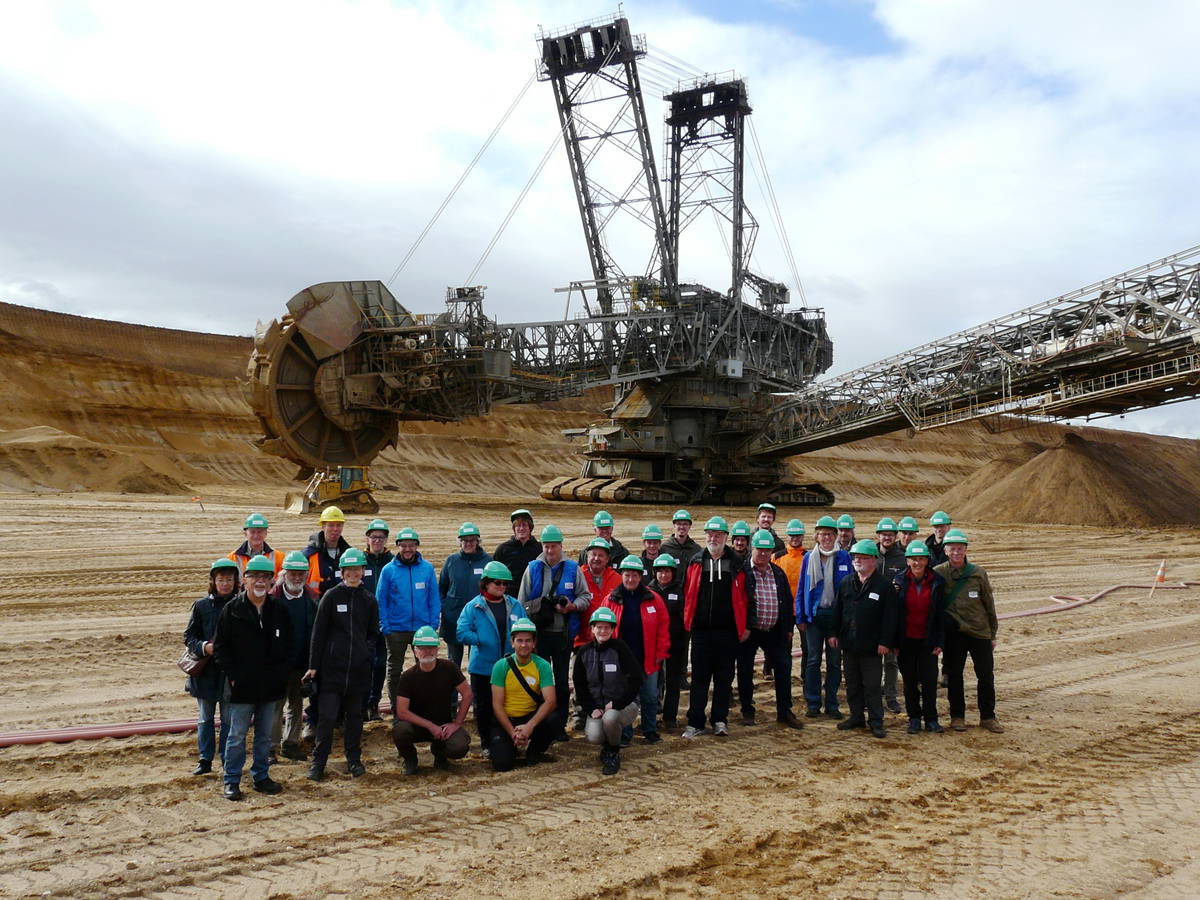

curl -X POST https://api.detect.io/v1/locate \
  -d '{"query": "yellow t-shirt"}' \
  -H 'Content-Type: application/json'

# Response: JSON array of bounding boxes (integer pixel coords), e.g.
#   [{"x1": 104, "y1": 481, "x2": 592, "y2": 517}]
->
[{"x1": 490, "y1": 653, "x2": 554, "y2": 718}]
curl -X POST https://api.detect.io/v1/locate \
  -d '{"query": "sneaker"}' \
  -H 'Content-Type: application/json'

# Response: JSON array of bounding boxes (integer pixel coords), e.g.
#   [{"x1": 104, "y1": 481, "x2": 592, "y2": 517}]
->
[
  {"x1": 681, "y1": 725, "x2": 704, "y2": 739},
  {"x1": 906, "y1": 717, "x2": 921, "y2": 734},
  {"x1": 870, "y1": 724, "x2": 887, "y2": 739},
  {"x1": 825, "y1": 709, "x2": 845, "y2": 720},
  {"x1": 601, "y1": 747, "x2": 620, "y2": 776},
  {"x1": 741, "y1": 712, "x2": 756, "y2": 727},
  {"x1": 713, "y1": 721, "x2": 730, "y2": 737},
  {"x1": 223, "y1": 783, "x2": 243, "y2": 801},
  {"x1": 836, "y1": 718, "x2": 866, "y2": 731},
  {"x1": 805, "y1": 707, "x2": 822, "y2": 719},
  {"x1": 642, "y1": 732, "x2": 662, "y2": 744},
  {"x1": 925, "y1": 721, "x2": 945, "y2": 734},
  {"x1": 347, "y1": 761, "x2": 367, "y2": 778},
  {"x1": 950, "y1": 717, "x2": 967, "y2": 732},
  {"x1": 192, "y1": 759, "x2": 212, "y2": 776},
  {"x1": 776, "y1": 712, "x2": 804, "y2": 730},
  {"x1": 253, "y1": 777, "x2": 283, "y2": 795},
  {"x1": 980, "y1": 718, "x2": 1005, "y2": 733},
  {"x1": 401, "y1": 756, "x2": 418, "y2": 776},
  {"x1": 886, "y1": 699, "x2": 902, "y2": 714},
  {"x1": 306, "y1": 764, "x2": 325, "y2": 782}
]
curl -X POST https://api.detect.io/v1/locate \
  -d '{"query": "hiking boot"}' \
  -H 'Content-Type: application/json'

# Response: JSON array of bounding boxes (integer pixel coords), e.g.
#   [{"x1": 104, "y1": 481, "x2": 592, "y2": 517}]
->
[
  {"x1": 825, "y1": 709, "x2": 844, "y2": 720},
  {"x1": 837, "y1": 718, "x2": 866, "y2": 731},
  {"x1": 432, "y1": 754, "x2": 451, "y2": 771},
  {"x1": 681, "y1": 725, "x2": 704, "y2": 739},
  {"x1": 192, "y1": 759, "x2": 212, "y2": 776},
  {"x1": 601, "y1": 746, "x2": 620, "y2": 776},
  {"x1": 642, "y1": 732, "x2": 662, "y2": 744},
  {"x1": 886, "y1": 699, "x2": 902, "y2": 714},
  {"x1": 526, "y1": 752, "x2": 556, "y2": 766},
  {"x1": 280, "y1": 743, "x2": 307, "y2": 762},
  {"x1": 401, "y1": 755, "x2": 418, "y2": 776},
  {"x1": 223, "y1": 783, "x2": 243, "y2": 801},
  {"x1": 306, "y1": 764, "x2": 325, "y2": 782},
  {"x1": 950, "y1": 717, "x2": 967, "y2": 732},
  {"x1": 620, "y1": 733, "x2": 632, "y2": 748},
  {"x1": 347, "y1": 761, "x2": 367, "y2": 778},
  {"x1": 980, "y1": 718, "x2": 1005, "y2": 733},
  {"x1": 741, "y1": 712, "x2": 756, "y2": 727},
  {"x1": 553, "y1": 730, "x2": 570, "y2": 743},
  {"x1": 661, "y1": 718, "x2": 678, "y2": 731},
  {"x1": 907, "y1": 717, "x2": 922, "y2": 734},
  {"x1": 805, "y1": 707, "x2": 822, "y2": 719},
  {"x1": 925, "y1": 720, "x2": 945, "y2": 734},
  {"x1": 776, "y1": 712, "x2": 804, "y2": 730},
  {"x1": 253, "y1": 777, "x2": 283, "y2": 795},
  {"x1": 870, "y1": 724, "x2": 887, "y2": 739},
  {"x1": 713, "y1": 721, "x2": 730, "y2": 737}
]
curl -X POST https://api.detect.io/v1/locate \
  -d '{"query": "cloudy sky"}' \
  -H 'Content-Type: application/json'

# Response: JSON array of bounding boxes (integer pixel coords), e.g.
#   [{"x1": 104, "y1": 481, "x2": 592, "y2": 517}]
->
[{"x1": 2, "y1": 0, "x2": 1198, "y2": 436}]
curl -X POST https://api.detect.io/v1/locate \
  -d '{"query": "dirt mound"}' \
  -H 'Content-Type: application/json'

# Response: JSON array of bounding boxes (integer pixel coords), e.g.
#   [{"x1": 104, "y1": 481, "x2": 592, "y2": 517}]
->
[
  {"x1": 933, "y1": 432, "x2": 1200, "y2": 527},
  {"x1": 0, "y1": 427, "x2": 191, "y2": 493}
]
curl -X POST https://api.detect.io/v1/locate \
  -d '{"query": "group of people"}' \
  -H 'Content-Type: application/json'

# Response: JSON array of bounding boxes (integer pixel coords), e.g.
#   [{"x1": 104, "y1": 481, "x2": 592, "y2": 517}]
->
[{"x1": 183, "y1": 503, "x2": 1000, "y2": 799}]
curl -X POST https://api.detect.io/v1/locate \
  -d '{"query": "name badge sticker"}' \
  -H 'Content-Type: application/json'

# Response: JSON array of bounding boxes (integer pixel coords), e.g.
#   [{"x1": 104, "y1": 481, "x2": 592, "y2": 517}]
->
[
  {"x1": 415, "y1": 582, "x2": 426, "y2": 589},
  {"x1": 474, "y1": 568, "x2": 484, "y2": 575},
  {"x1": 969, "y1": 590, "x2": 979, "y2": 598},
  {"x1": 564, "y1": 581, "x2": 574, "y2": 589},
  {"x1": 604, "y1": 663, "x2": 618, "y2": 672},
  {"x1": 511, "y1": 614, "x2": 519, "y2": 621},
  {"x1": 337, "y1": 604, "x2": 348, "y2": 613},
  {"x1": 868, "y1": 592, "x2": 880, "y2": 601},
  {"x1": 668, "y1": 593, "x2": 678, "y2": 600},
  {"x1": 334, "y1": 569, "x2": 341, "y2": 578},
  {"x1": 364, "y1": 569, "x2": 372, "y2": 576},
  {"x1": 838, "y1": 565, "x2": 848, "y2": 572},
  {"x1": 647, "y1": 607, "x2": 656, "y2": 613},
  {"x1": 525, "y1": 675, "x2": 537, "y2": 686},
  {"x1": 275, "y1": 629, "x2": 280, "y2": 637}
]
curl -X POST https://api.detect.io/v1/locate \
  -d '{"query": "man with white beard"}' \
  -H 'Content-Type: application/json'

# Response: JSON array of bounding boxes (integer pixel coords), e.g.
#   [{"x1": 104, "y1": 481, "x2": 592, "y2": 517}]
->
[
  {"x1": 392, "y1": 626, "x2": 474, "y2": 774},
  {"x1": 797, "y1": 516, "x2": 852, "y2": 719}
]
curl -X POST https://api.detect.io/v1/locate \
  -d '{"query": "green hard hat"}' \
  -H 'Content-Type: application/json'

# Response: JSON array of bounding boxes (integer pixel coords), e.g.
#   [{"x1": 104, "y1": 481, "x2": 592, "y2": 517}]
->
[
  {"x1": 585, "y1": 537, "x2": 612, "y2": 555},
  {"x1": 652, "y1": 553, "x2": 677, "y2": 569},
  {"x1": 815, "y1": 515, "x2": 838, "y2": 530},
  {"x1": 836, "y1": 514, "x2": 856, "y2": 529},
  {"x1": 943, "y1": 528, "x2": 969, "y2": 545},
  {"x1": 510, "y1": 508, "x2": 534, "y2": 524},
  {"x1": 482, "y1": 560, "x2": 513, "y2": 581},
  {"x1": 593, "y1": 510, "x2": 615, "y2": 528},
  {"x1": 875, "y1": 517, "x2": 898, "y2": 533},
  {"x1": 412, "y1": 625, "x2": 440, "y2": 647},
  {"x1": 849, "y1": 539, "x2": 879, "y2": 557},
  {"x1": 704, "y1": 516, "x2": 729, "y2": 533},
  {"x1": 395, "y1": 527, "x2": 420, "y2": 544},
  {"x1": 510, "y1": 617, "x2": 538, "y2": 635},
  {"x1": 930, "y1": 510, "x2": 952, "y2": 526},
  {"x1": 904, "y1": 540, "x2": 931, "y2": 558},
  {"x1": 751, "y1": 529, "x2": 776, "y2": 550},
  {"x1": 786, "y1": 518, "x2": 805, "y2": 536},
  {"x1": 731, "y1": 520, "x2": 752, "y2": 538},
  {"x1": 243, "y1": 513, "x2": 269, "y2": 529},
  {"x1": 244, "y1": 555, "x2": 275, "y2": 574},
  {"x1": 590, "y1": 606, "x2": 618, "y2": 625},
  {"x1": 898, "y1": 516, "x2": 919, "y2": 533},
  {"x1": 757, "y1": 502, "x2": 777, "y2": 513},
  {"x1": 364, "y1": 518, "x2": 389, "y2": 535},
  {"x1": 672, "y1": 509, "x2": 692, "y2": 522},
  {"x1": 642, "y1": 524, "x2": 663, "y2": 540},
  {"x1": 540, "y1": 524, "x2": 564, "y2": 543},
  {"x1": 458, "y1": 521, "x2": 481, "y2": 538},
  {"x1": 282, "y1": 550, "x2": 309, "y2": 571},
  {"x1": 340, "y1": 548, "x2": 367, "y2": 567},
  {"x1": 618, "y1": 554, "x2": 645, "y2": 572},
  {"x1": 211, "y1": 557, "x2": 239, "y2": 573}
]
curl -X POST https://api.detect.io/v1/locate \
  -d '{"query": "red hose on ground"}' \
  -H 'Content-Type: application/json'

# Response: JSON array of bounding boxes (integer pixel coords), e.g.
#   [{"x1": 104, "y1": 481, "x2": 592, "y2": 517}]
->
[{"x1": 2, "y1": 581, "x2": 1196, "y2": 748}]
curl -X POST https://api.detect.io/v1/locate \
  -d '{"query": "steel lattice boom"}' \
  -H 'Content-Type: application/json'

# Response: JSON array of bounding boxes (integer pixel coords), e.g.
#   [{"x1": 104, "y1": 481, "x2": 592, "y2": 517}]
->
[{"x1": 747, "y1": 245, "x2": 1200, "y2": 458}]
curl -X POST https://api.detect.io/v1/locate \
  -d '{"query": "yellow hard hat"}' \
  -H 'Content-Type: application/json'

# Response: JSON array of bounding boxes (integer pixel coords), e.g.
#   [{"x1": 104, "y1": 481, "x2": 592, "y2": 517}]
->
[{"x1": 318, "y1": 506, "x2": 346, "y2": 524}]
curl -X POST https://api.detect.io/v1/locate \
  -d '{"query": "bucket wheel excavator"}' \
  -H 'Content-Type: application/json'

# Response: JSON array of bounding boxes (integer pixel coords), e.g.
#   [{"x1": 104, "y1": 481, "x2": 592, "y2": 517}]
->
[{"x1": 244, "y1": 16, "x2": 836, "y2": 509}]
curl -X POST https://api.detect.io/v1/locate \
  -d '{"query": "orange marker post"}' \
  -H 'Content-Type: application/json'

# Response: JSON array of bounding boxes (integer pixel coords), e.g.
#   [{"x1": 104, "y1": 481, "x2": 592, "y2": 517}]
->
[
  {"x1": 191, "y1": 496, "x2": 205, "y2": 513},
  {"x1": 1148, "y1": 559, "x2": 1166, "y2": 599}
]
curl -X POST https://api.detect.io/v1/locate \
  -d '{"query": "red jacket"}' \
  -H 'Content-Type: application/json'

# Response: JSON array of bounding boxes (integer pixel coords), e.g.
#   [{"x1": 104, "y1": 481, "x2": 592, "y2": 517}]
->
[
  {"x1": 683, "y1": 551, "x2": 748, "y2": 635},
  {"x1": 575, "y1": 566, "x2": 622, "y2": 648},
  {"x1": 601, "y1": 586, "x2": 670, "y2": 675}
]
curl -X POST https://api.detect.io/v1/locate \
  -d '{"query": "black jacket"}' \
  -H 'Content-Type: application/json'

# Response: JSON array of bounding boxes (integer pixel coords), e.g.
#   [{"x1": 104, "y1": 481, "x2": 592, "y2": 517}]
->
[
  {"x1": 743, "y1": 561, "x2": 795, "y2": 631},
  {"x1": 183, "y1": 592, "x2": 232, "y2": 701},
  {"x1": 493, "y1": 536, "x2": 543, "y2": 588},
  {"x1": 362, "y1": 549, "x2": 393, "y2": 596},
  {"x1": 923, "y1": 532, "x2": 948, "y2": 567},
  {"x1": 572, "y1": 637, "x2": 643, "y2": 713},
  {"x1": 831, "y1": 568, "x2": 899, "y2": 656},
  {"x1": 309, "y1": 582, "x2": 379, "y2": 695},
  {"x1": 213, "y1": 592, "x2": 292, "y2": 704},
  {"x1": 892, "y1": 568, "x2": 948, "y2": 649},
  {"x1": 268, "y1": 582, "x2": 319, "y2": 672},
  {"x1": 660, "y1": 534, "x2": 702, "y2": 566},
  {"x1": 649, "y1": 573, "x2": 686, "y2": 641},
  {"x1": 577, "y1": 536, "x2": 630, "y2": 569},
  {"x1": 879, "y1": 543, "x2": 907, "y2": 583}
]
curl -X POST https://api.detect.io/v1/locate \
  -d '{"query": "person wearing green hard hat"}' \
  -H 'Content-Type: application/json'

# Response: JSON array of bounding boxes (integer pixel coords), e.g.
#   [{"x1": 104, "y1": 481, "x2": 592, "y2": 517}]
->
[
  {"x1": 826, "y1": 539, "x2": 898, "y2": 739},
  {"x1": 267, "y1": 550, "x2": 320, "y2": 761},
  {"x1": 730, "y1": 520, "x2": 752, "y2": 556},
  {"x1": 228, "y1": 512, "x2": 285, "y2": 577},
  {"x1": 924, "y1": 511, "x2": 953, "y2": 567},
  {"x1": 488, "y1": 617, "x2": 558, "y2": 771},
  {"x1": 640, "y1": 524, "x2": 665, "y2": 573},
  {"x1": 572, "y1": 538, "x2": 623, "y2": 741},
  {"x1": 456, "y1": 559, "x2": 528, "y2": 754},
  {"x1": 737, "y1": 531, "x2": 804, "y2": 729},
  {"x1": 646, "y1": 553, "x2": 687, "y2": 729},
  {"x1": 661, "y1": 509, "x2": 701, "y2": 567},
  {"x1": 798, "y1": 516, "x2": 851, "y2": 719},
  {"x1": 392, "y1": 626, "x2": 473, "y2": 774},
  {"x1": 438, "y1": 522, "x2": 492, "y2": 670},
  {"x1": 183, "y1": 558, "x2": 241, "y2": 777},
  {"x1": 777, "y1": 519, "x2": 807, "y2": 601},
  {"x1": 897, "y1": 516, "x2": 920, "y2": 550},
  {"x1": 892, "y1": 541, "x2": 948, "y2": 734},
  {"x1": 599, "y1": 555, "x2": 670, "y2": 745},
  {"x1": 933, "y1": 530, "x2": 1002, "y2": 734},
  {"x1": 377, "y1": 528, "x2": 440, "y2": 720},
  {"x1": 573, "y1": 606, "x2": 644, "y2": 774},
  {"x1": 680, "y1": 513, "x2": 748, "y2": 739},
  {"x1": 835, "y1": 514, "x2": 856, "y2": 553},
  {"x1": 576, "y1": 510, "x2": 630, "y2": 570},
  {"x1": 875, "y1": 517, "x2": 906, "y2": 716},
  {"x1": 213, "y1": 555, "x2": 293, "y2": 800},
  {"x1": 304, "y1": 547, "x2": 379, "y2": 781},
  {"x1": 361, "y1": 519, "x2": 393, "y2": 723},
  {"x1": 755, "y1": 503, "x2": 787, "y2": 555},
  {"x1": 519, "y1": 524, "x2": 593, "y2": 742},
  {"x1": 494, "y1": 509, "x2": 542, "y2": 588}
]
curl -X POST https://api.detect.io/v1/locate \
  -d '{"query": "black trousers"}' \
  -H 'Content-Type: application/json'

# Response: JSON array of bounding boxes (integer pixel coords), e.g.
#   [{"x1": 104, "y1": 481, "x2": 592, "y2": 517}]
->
[
  {"x1": 488, "y1": 713, "x2": 556, "y2": 772},
  {"x1": 736, "y1": 626, "x2": 793, "y2": 716},
  {"x1": 538, "y1": 631, "x2": 572, "y2": 735},
  {"x1": 944, "y1": 620, "x2": 996, "y2": 720},
  {"x1": 661, "y1": 629, "x2": 689, "y2": 722},
  {"x1": 897, "y1": 637, "x2": 940, "y2": 722},
  {"x1": 686, "y1": 628, "x2": 739, "y2": 729},
  {"x1": 470, "y1": 673, "x2": 495, "y2": 749},
  {"x1": 312, "y1": 689, "x2": 364, "y2": 768},
  {"x1": 842, "y1": 653, "x2": 884, "y2": 728}
]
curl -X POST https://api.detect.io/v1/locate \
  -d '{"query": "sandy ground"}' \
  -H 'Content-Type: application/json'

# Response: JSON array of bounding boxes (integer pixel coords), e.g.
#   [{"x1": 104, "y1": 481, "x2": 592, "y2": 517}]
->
[{"x1": 2, "y1": 486, "x2": 1199, "y2": 899}]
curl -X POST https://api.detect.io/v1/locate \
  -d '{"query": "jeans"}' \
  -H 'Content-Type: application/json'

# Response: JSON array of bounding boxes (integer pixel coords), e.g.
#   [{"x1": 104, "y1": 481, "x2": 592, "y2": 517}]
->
[
  {"x1": 843, "y1": 653, "x2": 884, "y2": 728},
  {"x1": 195, "y1": 697, "x2": 228, "y2": 764},
  {"x1": 944, "y1": 621, "x2": 996, "y2": 720},
  {"x1": 224, "y1": 700, "x2": 276, "y2": 786},
  {"x1": 539, "y1": 631, "x2": 572, "y2": 735},
  {"x1": 803, "y1": 618, "x2": 842, "y2": 712},
  {"x1": 622, "y1": 670, "x2": 660, "y2": 742},
  {"x1": 488, "y1": 713, "x2": 556, "y2": 772},
  {"x1": 898, "y1": 637, "x2": 940, "y2": 722},
  {"x1": 686, "y1": 628, "x2": 739, "y2": 730},
  {"x1": 587, "y1": 703, "x2": 639, "y2": 746},
  {"x1": 312, "y1": 690, "x2": 364, "y2": 769},
  {"x1": 737, "y1": 627, "x2": 793, "y2": 717},
  {"x1": 883, "y1": 650, "x2": 900, "y2": 704}
]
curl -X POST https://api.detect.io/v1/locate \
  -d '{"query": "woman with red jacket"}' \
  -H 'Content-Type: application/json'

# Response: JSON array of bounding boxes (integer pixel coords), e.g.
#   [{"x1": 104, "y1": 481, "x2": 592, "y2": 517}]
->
[
  {"x1": 891, "y1": 541, "x2": 947, "y2": 734},
  {"x1": 602, "y1": 556, "x2": 670, "y2": 744}
]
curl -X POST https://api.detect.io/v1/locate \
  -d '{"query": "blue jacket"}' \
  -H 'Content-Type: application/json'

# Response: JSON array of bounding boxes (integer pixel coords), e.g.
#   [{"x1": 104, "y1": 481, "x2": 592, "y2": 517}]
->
[
  {"x1": 455, "y1": 594, "x2": 527, "y2": 676},
  {"x1": 377, "y1": 551, "x2": 440, "y2": 634},
  {"x1": 519, "y1": 556, "x2": 588, "y2": 642},
  {"x1": 796, "y1": 549, "x2": 853, "y2": 624},
  {"x1": 438, "y1": 548, "x2": 492, "y2": 638}
]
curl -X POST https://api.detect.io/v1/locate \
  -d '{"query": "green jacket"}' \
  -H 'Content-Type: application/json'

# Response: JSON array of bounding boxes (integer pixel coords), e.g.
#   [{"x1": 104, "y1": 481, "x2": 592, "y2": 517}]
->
[{"x1": 933, "y1": 561, "x2": 998, "y2": 640}]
